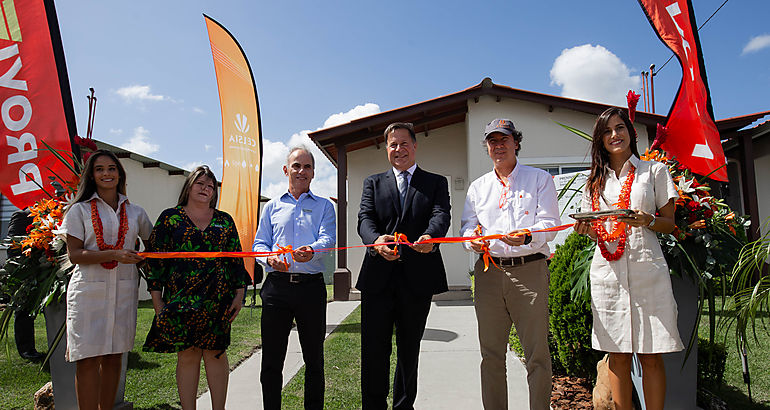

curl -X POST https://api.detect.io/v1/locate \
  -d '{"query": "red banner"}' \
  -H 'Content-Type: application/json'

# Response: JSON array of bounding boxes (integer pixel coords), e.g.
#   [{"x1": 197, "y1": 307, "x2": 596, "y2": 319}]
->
[
  {"x1": 639, "y1": 0, "x2": 727, "y2": 181},
  {"x1": 0, "y1": 0, "x2": 75, "y2": 208},
  {"x1": 204, "y1": 15, "x2": 263, "y2": 280}
]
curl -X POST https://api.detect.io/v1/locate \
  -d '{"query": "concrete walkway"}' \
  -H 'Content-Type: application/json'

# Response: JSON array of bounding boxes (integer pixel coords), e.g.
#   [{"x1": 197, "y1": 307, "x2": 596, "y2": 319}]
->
[{"x1": 197, "y1": 299, "x2": 529, "y2": 409}]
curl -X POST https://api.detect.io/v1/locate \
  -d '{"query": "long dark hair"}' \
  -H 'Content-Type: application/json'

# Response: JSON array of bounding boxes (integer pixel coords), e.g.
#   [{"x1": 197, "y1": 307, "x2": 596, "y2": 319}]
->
[
  {"x1": 177, "y1": 165, "x2": 218, "y2": 208},
  {"x1": 585, "y1": 107, "x2": 640, "y2": 199},
  {"x1": 71, "y1": 150, "x2": 127, "y2": 204}
]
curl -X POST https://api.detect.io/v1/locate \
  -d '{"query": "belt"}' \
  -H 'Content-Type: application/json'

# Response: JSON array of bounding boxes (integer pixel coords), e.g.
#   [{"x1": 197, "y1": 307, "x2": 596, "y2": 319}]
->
[
  {"x1": 269, "y1": 272, "x2": 323, "y2": 284},
  {"x1": 483, "y1": 253, "x2": 546, "y2": 267}
]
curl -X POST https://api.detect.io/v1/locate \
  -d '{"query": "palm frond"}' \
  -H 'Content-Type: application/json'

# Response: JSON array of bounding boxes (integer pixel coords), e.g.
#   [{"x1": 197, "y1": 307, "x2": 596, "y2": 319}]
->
[
  {"x1": 725, "y1": 218, "x2": 770, "y2": 350},
  {"x1": 555, "y1": 121, "x2": 593, "y2": 142}
]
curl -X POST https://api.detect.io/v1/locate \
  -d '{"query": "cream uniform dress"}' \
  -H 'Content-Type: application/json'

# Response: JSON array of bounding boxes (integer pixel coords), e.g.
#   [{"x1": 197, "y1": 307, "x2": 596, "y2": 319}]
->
[
  {"x1": 582, "y1": 156, "x2": 684, "y2": 353},
  {"x1": 60, "y1": 193, "x2": 152, "y2": 362}
]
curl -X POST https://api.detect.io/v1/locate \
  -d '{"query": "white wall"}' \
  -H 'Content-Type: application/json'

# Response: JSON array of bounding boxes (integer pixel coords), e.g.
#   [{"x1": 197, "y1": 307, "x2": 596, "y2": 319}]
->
[
  {"x1": 753, "y1": 138, "x2": 770, "y2": 236},
  {"x1": 120, "y1": 160, "x2": 187, "y2": 224},
  {"x1": 119, "y1": 159, "x2": 188, "y2": 300},
  {"x1": 466, "y1": 96, "x2": 651, "y2": 182}
]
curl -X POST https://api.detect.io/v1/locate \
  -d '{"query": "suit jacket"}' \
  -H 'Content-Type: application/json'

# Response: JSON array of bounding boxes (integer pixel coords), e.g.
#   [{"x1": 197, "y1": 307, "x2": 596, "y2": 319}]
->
[
  {"x1": 6, "y1": 209, "x2": 32, "y2": 258},
  {"x1": 357, "y1": 166, "x2": 451, "y2": 297}
]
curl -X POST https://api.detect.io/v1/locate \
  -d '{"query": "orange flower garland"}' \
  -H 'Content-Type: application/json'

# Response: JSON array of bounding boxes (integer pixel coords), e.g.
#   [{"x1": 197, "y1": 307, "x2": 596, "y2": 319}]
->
[
  {"x1": 592, "y1": 165, "x2": 635, "y2": 261},
  {"x1": 90, "y1": 200, "x2": 129, "y2": 269}
]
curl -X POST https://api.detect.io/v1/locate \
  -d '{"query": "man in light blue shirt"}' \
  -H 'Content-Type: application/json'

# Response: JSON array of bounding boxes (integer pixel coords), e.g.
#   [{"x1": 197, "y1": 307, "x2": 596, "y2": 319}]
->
[{"x1": 252, "y1": 146, "x2": 336, "y2": 410}]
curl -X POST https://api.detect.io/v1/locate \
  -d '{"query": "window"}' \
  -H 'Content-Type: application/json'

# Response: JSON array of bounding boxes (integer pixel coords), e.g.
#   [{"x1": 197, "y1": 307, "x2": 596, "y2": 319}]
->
[{"x1": 534, "y1": 165, "x2": 589, "y2": 176}]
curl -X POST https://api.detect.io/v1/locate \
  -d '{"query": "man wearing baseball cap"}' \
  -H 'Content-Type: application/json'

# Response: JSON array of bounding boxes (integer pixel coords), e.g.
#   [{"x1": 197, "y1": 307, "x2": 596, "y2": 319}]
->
[{"x1": 460, "y1": 118, "x2": 560, "y2": 409}]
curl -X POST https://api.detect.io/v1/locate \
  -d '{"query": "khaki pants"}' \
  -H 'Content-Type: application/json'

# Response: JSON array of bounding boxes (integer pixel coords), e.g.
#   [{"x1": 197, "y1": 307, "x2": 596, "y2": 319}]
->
[{"x1": 474, "y1": 258, "x2": 552, "y2": 410}]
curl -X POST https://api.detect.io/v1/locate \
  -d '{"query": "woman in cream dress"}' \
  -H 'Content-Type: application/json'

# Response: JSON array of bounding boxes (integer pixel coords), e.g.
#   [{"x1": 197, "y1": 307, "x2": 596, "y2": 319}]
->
[
  {"x1": 61, "y1": 150, "x2": 152, "y2": 410},
  {"x1": 575, "y1": 107, "x2": 683, "y2": 410}
]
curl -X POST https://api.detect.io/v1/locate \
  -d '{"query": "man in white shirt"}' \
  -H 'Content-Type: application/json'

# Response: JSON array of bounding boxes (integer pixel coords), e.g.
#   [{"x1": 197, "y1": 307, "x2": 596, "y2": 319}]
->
[{"x1": 460, "y1": 119, "x2": 560, "y2": 410}]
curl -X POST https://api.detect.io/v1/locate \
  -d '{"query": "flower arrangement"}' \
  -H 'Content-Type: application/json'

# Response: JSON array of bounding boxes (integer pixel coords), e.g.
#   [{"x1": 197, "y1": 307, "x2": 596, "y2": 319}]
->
[
  {"x1": 1, "y1": 195, "x2": 73, "y2": 316},
  {"x1": 0, "y1": 138, "x2": 93, "y2": 353},
  {"x1": 641, "y1": 147, "x2": 749, "y2": 282}
]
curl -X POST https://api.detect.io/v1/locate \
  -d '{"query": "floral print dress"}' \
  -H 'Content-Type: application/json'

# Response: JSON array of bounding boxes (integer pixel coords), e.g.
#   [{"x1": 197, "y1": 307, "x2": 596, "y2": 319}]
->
[{"x1": 142, "y1": 206, "x2": 251, "y2": 353}]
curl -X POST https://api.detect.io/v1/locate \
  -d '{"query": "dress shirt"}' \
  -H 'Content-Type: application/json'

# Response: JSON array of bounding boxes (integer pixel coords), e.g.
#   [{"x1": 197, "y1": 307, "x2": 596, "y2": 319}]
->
[
  {"x1": 460, "y1": 163, "x2": 560, "y2": 257},
  {"x1": 253, "y1": 189, "x2": 336, "y2": 274},
  {"x1": 392, "y1": 163, "x2": 417, "y2": 191}
]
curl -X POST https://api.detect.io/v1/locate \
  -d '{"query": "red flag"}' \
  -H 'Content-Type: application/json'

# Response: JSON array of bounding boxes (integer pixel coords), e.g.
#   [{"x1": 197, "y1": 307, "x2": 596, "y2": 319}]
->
[
  {"x1": 0, "y1": 0, "x2": 76, "y2": 208},
  {"x1": 638, "y1": 0, "x2": 727, "y2": 181},
  {"x1": 204, "y1": 15, "x2": 263, "y2": 281}
]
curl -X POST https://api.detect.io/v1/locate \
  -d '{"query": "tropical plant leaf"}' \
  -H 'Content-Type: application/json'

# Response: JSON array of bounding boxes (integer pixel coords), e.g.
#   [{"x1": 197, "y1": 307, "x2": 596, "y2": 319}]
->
[
  {"x1": 38, "y1": 139, "x2": 79, "y2": 176},
  {"x1": 19, "y1": 169, "x2": 53, "y2": 199},
  {"x1": 725, "y1": 218, "x2": 770, "y2": 351},
  {"x1": 569, "y1": 242, "x2": 595, "y2": 301},
  {"x1": 555, "y1": 121, "x2": 593, "y2": 142},
  {"x1": 40, "y1": 320, "x2": 66, "y2": 372}
]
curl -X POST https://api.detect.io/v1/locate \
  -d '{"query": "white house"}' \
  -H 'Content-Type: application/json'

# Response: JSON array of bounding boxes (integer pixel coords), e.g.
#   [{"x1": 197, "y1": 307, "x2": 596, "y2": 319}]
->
[{"x1": 308, "y1": 78, "x2": 770, "y2": 300}]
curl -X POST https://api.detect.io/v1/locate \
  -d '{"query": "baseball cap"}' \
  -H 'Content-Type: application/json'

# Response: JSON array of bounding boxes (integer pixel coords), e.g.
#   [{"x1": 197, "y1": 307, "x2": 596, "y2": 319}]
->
[{"x1": 484, "y1": 119, "x2": 516, "y2": 138}]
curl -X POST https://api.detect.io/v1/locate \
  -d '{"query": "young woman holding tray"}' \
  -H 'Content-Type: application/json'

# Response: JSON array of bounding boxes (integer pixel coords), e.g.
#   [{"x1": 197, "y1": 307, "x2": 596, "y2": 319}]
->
[{"x1": 574, "y1": 107, "x2": 683, "y2": 410}]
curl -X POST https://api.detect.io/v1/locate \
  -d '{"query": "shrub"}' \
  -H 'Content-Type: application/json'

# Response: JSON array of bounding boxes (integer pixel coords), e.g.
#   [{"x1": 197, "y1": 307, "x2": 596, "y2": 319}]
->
[
  {"x1": 697, "y1": 337, "x2": 727, "y2": 389},
  {"x1": 548, "y1": 232, "x2": 603, "y2": 379}
]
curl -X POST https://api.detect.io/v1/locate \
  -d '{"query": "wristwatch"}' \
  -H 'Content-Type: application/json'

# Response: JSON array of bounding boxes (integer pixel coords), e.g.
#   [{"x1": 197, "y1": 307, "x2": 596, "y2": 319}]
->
[{"x1": 647, "y1": 215, "x2": 657, "y2": 229}]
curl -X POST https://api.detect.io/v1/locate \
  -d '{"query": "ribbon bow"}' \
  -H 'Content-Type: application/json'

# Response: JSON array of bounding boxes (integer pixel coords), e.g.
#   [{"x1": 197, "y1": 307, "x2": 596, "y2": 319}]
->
[
  {"x1": 276, "y1": 244, "x2": 293, "y2": 268},
  {"x1": 392, "y1": 232, "x2": 408, "y2": 256}
]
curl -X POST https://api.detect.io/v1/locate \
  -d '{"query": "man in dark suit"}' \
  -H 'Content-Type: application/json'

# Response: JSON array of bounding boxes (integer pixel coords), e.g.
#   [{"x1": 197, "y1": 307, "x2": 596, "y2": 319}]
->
[{"x1": 357, "y1": 122, "x2": 451, "y2": 409}]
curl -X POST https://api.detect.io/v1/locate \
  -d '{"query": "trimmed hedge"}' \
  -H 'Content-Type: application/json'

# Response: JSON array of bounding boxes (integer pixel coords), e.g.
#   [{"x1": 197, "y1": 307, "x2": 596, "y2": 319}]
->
[
  {"x1": 697, "y1": 337, "x2": 727, "y2": 389},
  {"x1": 548, "y1": 232, "x2": 603, "y2": 379}
]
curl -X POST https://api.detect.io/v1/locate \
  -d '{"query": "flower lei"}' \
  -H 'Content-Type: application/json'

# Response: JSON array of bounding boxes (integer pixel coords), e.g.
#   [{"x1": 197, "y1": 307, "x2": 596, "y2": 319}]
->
[
  {"x1": 496, "y1": 171, "x2": 510, "y2": 209},
  {"x1": 592, "y1": 165, "x2": 635, "y2": 261},
  {"x1": 90, "y1": 199, "x2": 129, "y2": 269}
]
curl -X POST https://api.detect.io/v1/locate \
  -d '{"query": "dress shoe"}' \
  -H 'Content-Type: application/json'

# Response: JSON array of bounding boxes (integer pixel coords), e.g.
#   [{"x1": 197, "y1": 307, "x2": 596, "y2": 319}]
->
[{"x1": 19, "y1": 350, "x2": 45, "y2": 362}]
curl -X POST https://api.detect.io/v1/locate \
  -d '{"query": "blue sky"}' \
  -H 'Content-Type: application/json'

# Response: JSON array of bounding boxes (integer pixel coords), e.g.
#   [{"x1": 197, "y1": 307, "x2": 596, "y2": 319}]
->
[{"x1": 54, "y1": 0, "x2": 769, "y2": 198}]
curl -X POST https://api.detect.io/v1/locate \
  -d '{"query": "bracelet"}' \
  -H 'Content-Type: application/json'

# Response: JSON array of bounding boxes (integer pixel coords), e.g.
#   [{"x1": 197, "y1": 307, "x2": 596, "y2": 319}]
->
[{"x1": 647, "y1": 215, "x2": 657, "y2": 229}]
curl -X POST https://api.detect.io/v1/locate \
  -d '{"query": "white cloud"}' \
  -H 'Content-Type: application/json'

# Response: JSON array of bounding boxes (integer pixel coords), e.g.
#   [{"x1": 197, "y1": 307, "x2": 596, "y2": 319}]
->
[
  {"x1": 183, "y1": 161, "x2": 206, "y2": 171},
  {"x1": 742, "y1": 34, "x2": 770, "y2": 55},
  {"x1": 120, "y1": 126, "x2": 160, "y2": 156},
  {"x1": 323, "y1": 103, "x2": 380, "y2": 128},
  {"x1": 109, "y1": 128, "x2": 123, "y2": 135},
  {"x1": 192, "y1": 107, "x2": 205, "y2": 114},
  {"x1": 115, "y1": 85, "x2": 167, "y2": 103},
  {"x1": 204, "y1": 144, "x2": 212, "y2": 152},
  {"x1": 550, "y1": 44, "x2": 640, "y2": 106},
  {"x1": 257, "y1": 103, "x2": 381, "y2": 199}
]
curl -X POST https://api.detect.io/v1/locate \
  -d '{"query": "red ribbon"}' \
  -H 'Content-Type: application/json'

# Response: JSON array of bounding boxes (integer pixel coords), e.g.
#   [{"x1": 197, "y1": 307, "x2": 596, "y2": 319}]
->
[{"x1": 138, "y1": 224, "x2": 576, "y2": 260}]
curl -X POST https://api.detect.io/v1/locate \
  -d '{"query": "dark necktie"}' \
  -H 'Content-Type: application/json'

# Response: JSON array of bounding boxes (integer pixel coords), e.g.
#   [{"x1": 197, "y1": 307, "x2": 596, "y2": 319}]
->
[{"x1": 399, "y1": 170, "x2": 409, "y2": 207}]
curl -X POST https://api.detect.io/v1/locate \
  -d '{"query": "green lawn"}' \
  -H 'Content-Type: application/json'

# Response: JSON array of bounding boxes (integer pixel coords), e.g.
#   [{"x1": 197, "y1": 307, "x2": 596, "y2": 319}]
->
[
  {"x1": 0, "y1": 291, "x2": 263, "y2": 410},
  {"x1": 0, "y1": 314, "x2": 52, "y2": 410},
  {"x1": 126, "y1": 297, "x2": 262, "y2": 409},
  {"x1": 281, "y1": 305, "x2": 397, "y2": 409},
  {"x1": 698, "y1": 300, "x2": 770, "y2": 409},
  {"x1": 0, "y1": 285, "x2": 335, "y2": 409}
]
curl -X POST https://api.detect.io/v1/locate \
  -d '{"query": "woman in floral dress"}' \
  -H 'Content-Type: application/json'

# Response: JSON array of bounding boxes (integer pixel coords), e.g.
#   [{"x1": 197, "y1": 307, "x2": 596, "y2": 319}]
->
[
  {"x1": 575, "y1": 107, "x2": 683, "y2": 410},
  {"x1": 143, "y1": 166, "x2": 251, "y2": 410},
  {"x1": 62, "y1": 150, "x2": 153, "y2": 410}
]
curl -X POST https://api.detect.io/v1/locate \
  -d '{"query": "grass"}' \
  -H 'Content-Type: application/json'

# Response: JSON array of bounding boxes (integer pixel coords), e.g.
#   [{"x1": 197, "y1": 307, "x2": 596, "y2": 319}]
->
[
  {"x1": 0, "y1": 290, "x2": 263, "y2": 410},
  {"x1": 698, "y1": 298, "x2": 770, "y2": 409},
  {"x1": 281, "y1": 305, "x2": 397, "y2": 409},
  {"x1": 0, "y1": 285, "x2": 334, "y2": 409},
  {"x1": 125, "y1": 297, "x2": 262, "y2": 409},
  {"x1": 0, "y1": 314, "x2": 52, "y2": 410}
]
